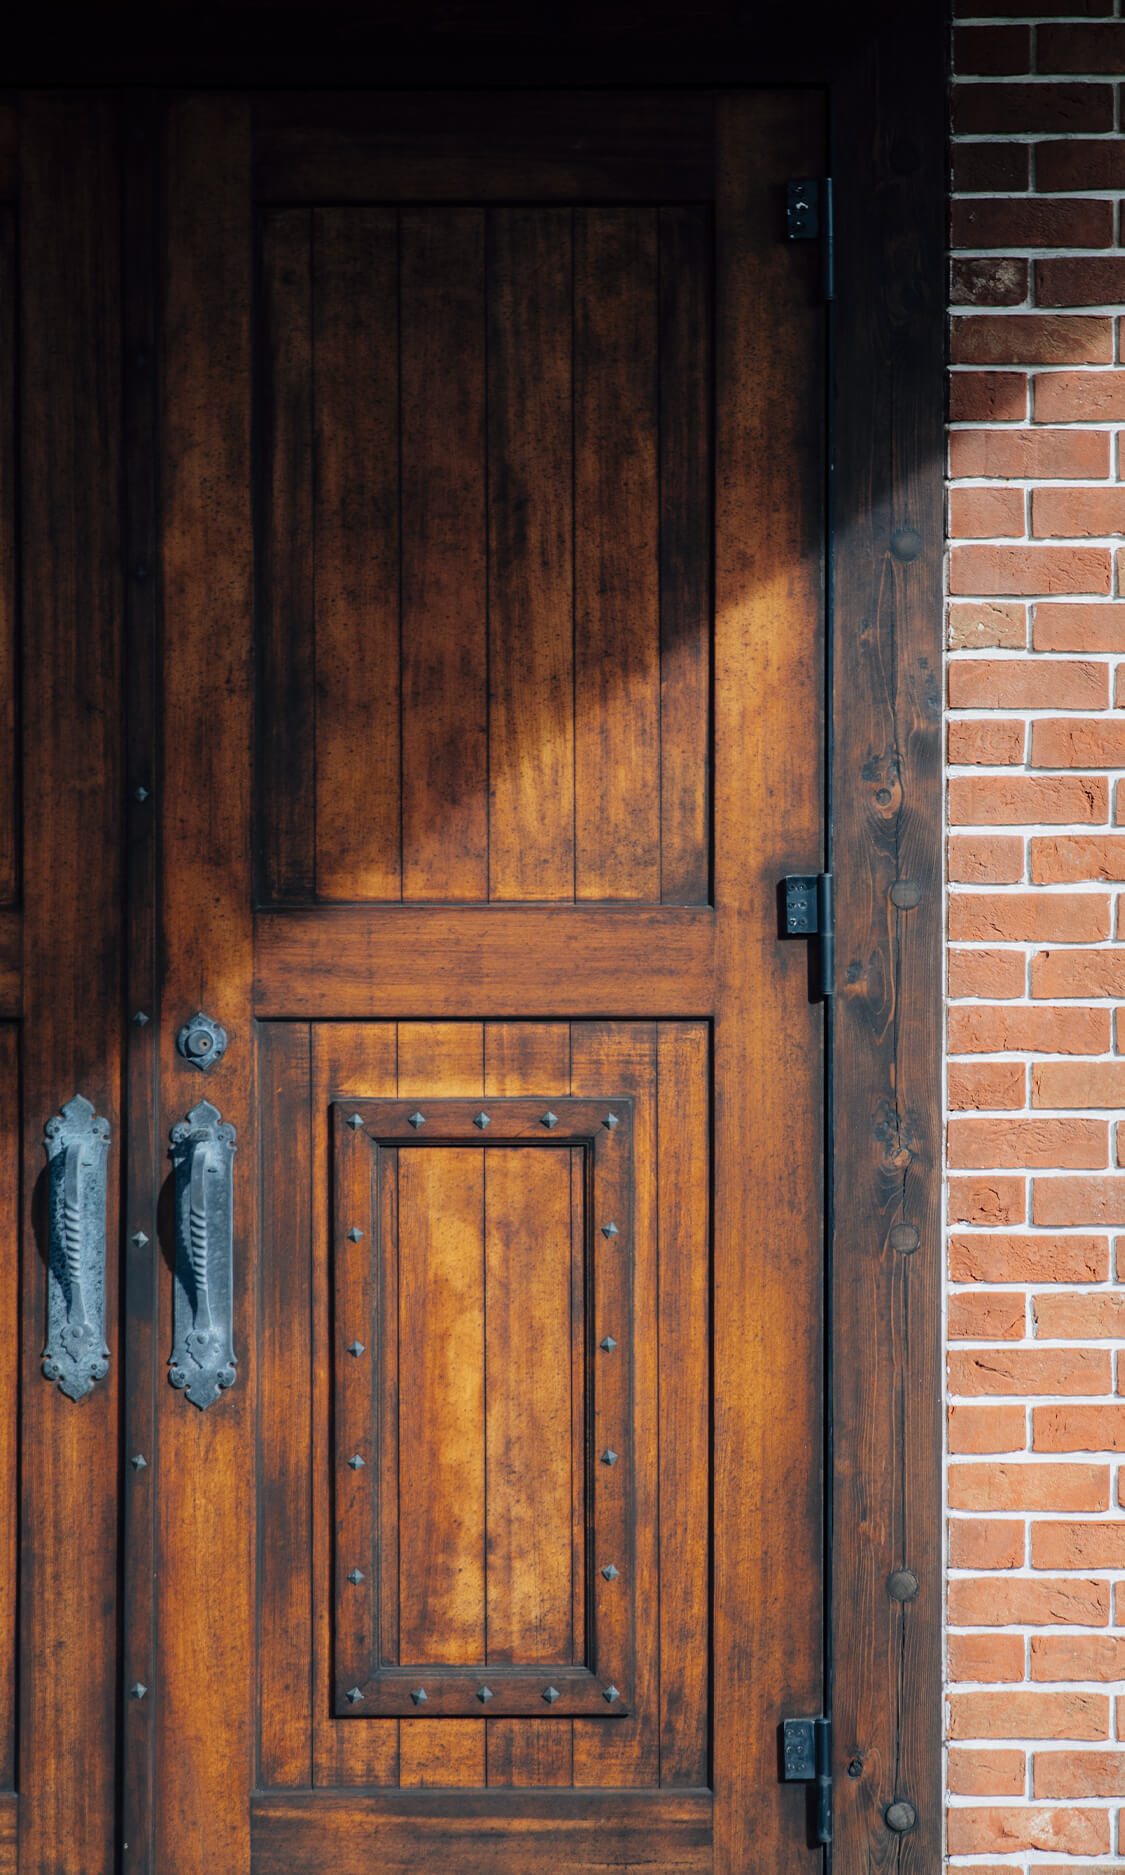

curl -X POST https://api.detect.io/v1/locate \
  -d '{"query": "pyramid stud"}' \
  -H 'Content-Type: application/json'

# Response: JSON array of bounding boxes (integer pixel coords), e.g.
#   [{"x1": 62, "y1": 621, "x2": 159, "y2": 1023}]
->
[
  {"x1": 601, "y1": 1222, "x2": 618, "y2": 1239},
  {"x1": 347, "y1": 1568, "x2": 365, "y2": 1585},
  {"x1": 131, "y1": 1453, "x2": 148, "y2": 1471},
  {"x1": 541, "y1": 1111, "x2": 558, "y2": 1129},
  {"x1": 132, "y1": 1230, "x2": 149, "y2": 1248},
  {"x1": 603, "y1": 1684, "x2": 621, "y2": 1704},
  {"x1": 602, "y1": 1112, "x2": 618, "y2": 1130},
  {"x1": 132, "y1": 1010, "x2": 150, "y2": 1026},
  {"x1": 130, "y1": 1682, "x2": 147, "y2": 1700},
  {"x1": 601, "y1": 1563, "x2": 619, "y2": 1581},
  {"x1": 477, "y1": 1686, "x2": 493, "y2": 1703},
  {"x1": 347, "y1": 1226, "x2": 364, "y2": 1242},
  {"x1": 601, "y1": 1449, "x2": 618, "y2": 1466},
  {"x1": 347, "y1": 1113, "x2": 365, "y2": 1130},
  {"x1": 347, "y1": 1340, "x2": 365, "y2": 1358},
  {"x1": 411, "y1": 1688, "x2": 427, "y2": 1706},
  {"x1": 542, "y1": 1686, "x2": 560, "y2": 1704},
  {"x1": 345, "y1": 1686, "x2": 364, "y2": 1704},
  {"x1": 408, "y1": 1111, "x2": 426, "y2": 1129},
  {"x1": 600, "y1": 1336, "x2": 617, "y2": 1352},
  {"x1": 473, "y1": 1110, "x2": 491, "y2": 1130},
  {"x1": 348, "y1": 1453, "x2": 365, "y2": 1470}
]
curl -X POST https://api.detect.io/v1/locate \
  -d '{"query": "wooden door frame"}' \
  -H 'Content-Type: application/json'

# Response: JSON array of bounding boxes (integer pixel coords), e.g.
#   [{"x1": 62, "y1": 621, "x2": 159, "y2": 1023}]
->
[{"x1": 9, "y1": 3, "x2": 946, "y2": 1867}]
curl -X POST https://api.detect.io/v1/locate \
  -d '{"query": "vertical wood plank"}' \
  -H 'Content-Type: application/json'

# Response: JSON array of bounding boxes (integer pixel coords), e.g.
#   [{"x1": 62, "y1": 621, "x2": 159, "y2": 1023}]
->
[
  {"x1": 400, "y1": 213, "x2": 488, "y2": 902},
  {"x1": 574, "y1": 210, "x2": 660, "y2": 903},
  {"x1": 487, "y1": 209, "x2": 574, "y2": 902},
  {"x1": 831, "y1": 13, "x2": 945, "y2": 1868},
  {"x1": 157, "y1": 94, "x2": 254, "y2": 1875},
  {"x1": 19, "y1": 92, "x2": 122, "y2": 1875},
  {"x1": 397, "y1": 1149, "x2": 487, "y2": 1661},
  {"x1": 0, "y1": 1027, "x2": 17, "y2": 1788},
  {"x1": 257, "y1": 208, "x2": 315, "y2": 903},
  {"x1": 484, "y1": 1022, "x2": 574, "y2": 1789},
  {"x1": 658, "y1": 208, "x2": 711, "y2": 907},
  {"x1": 0, "y1": 209, "x2": 16, "y2": 906},
  {"x1": 314, "y1": 208, "x2": 402, "y2": 902},
  {"x1": 657, "y1": 1021, "x2": 710, "y2": 1786},
  {"x1": 711, "y1": 92, "x2": 825, "y2": 1875},
  {"x1": 396, "y1": 1022, "x2": 486, "y2": 1786},
  {"x1": 258, "y1": 1022, "x2": 313, "y2": 1786},
  {"x1": 311, "y1": 1025, "x2": 399, "y2": 1789},
  {"x1": 570, "y1": 1022, "x2": 658, "y2": 1789}
]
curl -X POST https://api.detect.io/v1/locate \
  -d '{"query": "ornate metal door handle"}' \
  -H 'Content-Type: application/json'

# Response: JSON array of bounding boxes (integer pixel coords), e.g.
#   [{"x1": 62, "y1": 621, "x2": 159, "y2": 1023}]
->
[
  {"x1": 169, "y1": 1099, "x2": 237, "y2": 1409},
  {"x1": 42, "y1": 1094, "x2": 111, "y2": 1400}
]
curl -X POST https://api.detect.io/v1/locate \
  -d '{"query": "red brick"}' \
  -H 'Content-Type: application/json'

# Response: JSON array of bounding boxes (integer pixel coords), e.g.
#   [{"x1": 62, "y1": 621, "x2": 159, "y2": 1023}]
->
[
  {"x1": 949, "y1": 1176, "x2": 1026, "y2": 1227},
  {"x1": 948, "y1": 717, "x2": 1025, "y2": 765},
  {"x1": 949, "y1": 1062, "x2": 1025, "y2": 1111},
  {"x1": 955, "y1": 198, "x2": 1114, "y2": 251},
  {"x1": 948, "y1": 484, "x2": 1025, "y2": 538},
  {"x1": 950, "y1": 370, "x2": 1028, "y2": 422},
  {"x1": 1034, "y1": 1176, "x2": 1125, "y2": 1228},
  {"x1": 950, "y1": 1576, "x2": 1109, "y2": 1628},
  {"x1": 947, "y1": 1806, "x2": 1110, "y2": 1857},
  {"x1": 1034, "y1": 486, "x2": 1125, "y2": 537},
  {"x1": 950, "y1": 1518, "x2": 1024, "y2": 1570},
  {"x1": 1035, "y1": 1061, "x2": 1125, "y2": 1109},
  {"x1": 1035, "y1": 1405, "x2": 1125, "y2": 1452},
  {"x1": 948, "y1": 1689, "x2": 1108, "y2": 1740},
  {"x1": 955, "y1": 0, "x2": 1108, "y2": 12},
  {"x1": 949, "y1": 835, "x2": 1024, "y2": 885},
  {"x1": 949, "y1": 600, "x2": 1027, "y2": 650},
  {"x1": 951, "y1": 425, "x2": 1110, "y2": 478},
  {"x1": 949, "y1": 949, "x2": 1026, "y2": 1001},
  {"x1": 949, "y1": 1347, "x2": 1111, "y2": 1396},
  {"x1": 1039, "y1": 257, "x2": 1125, "y2": 310},
  {"x1": 951, "y1": 544, "x2": 1112, "y2": 596},
  {"x1": 953, "y1": 83, "x2": 1115, "y2": 136},
  {"x1": 950, "y1": 1002, "x2": 1110, "y2": 1051},
  {"x1": 1032, "y1": 947, "x2": 1125, "y2": 997},
  {"x1": 1034, "y1": 1750, "x2": 1125, "y2": 1798},
  {"x1": 1036, "y1": 371, "x2": 1125, "y2": 424},
  {"x1": 949, "y1": 892, "x2": 1109, "y2": 942},
  {"x1": 948, "y1": 1289, "x2": 1026, "y2": 1340},
  {"x1": 1034, "y1": 601, "x2": 1125, "y2": 651},
  {"x1": 951, "y1": 774, "x2": 1106, "y2": 824},
  {"x1": 1033, "y1": 1635, "x2": 1125, "y2": 1683},
  {"x1": 952, "y1": 313, "x2": 1112, "y2": 366},
  {"x1": 955, "y1": 142, "x2": 1030, "y2": 194},
  {"x1": 954, "y1": 24, "x2": 1031, "y2": 75},
  {"x1": 1032, "y1": 836, "x2": 1125, "y2": 884},
  {"x1": 949, "y1": 1117, "x2": 1107, "y2": 1171},
  {"x1": 1117, "y1": 1582, "x2": 1125, "y2": 1624},
  {"x1": 948, "y1": 1747, "x2": 1025, "y2": 1797},
  {"x1": 952, "y1": 255, "x2": 1029, "y2": 308},
  {"x1": 949, "y1": 1233, "x2": 1108, "y2": 1284},
  {"x1": 1037, "y1": 138, "x2": 1125, "y2": 194},
  {"x1": 1038, "y1": 20, "x2": 1125, "y2": 71},
  {"x1": 949, "y1": 1461, "x2": 1108, "y2": 1513},
  {"x1": 949, "y1": 1631, "x2": 1025, "y2": 1685},
  {"x1": 949, "y1": 1402, "x2": 1026, "y2": 1454},
  {"x1": 1117, "y1": 779, "x2": 1125, "y2": 825},
  {"x1": 1034, "y1": 1294, "x2": 1125, "y2": 1341},
  {"x1": 1034, "y1": 719, "x2": 1125, "y2": 768},
  {"x1": 1033, "y1": 1521, "x2": 1125, "y2": 1569}
]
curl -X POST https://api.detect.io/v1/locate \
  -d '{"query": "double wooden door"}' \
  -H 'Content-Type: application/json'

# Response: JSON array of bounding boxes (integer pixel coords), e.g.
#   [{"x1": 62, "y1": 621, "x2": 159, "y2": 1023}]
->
[{"x1": 5, "y1": 85, "x2": 825, "y2": 1873}]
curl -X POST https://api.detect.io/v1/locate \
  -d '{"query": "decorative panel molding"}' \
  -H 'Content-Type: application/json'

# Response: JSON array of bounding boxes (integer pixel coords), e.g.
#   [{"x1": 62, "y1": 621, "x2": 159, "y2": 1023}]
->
[{"x1": 331, "y1": 1097, "x2": 636, "y2": 1719}]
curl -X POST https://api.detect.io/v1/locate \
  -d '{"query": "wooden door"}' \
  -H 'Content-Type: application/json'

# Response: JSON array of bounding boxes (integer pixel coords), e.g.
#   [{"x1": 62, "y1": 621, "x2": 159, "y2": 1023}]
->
[{"x1": 10, "y1": 86, "x2": 826, "y2": 1875}]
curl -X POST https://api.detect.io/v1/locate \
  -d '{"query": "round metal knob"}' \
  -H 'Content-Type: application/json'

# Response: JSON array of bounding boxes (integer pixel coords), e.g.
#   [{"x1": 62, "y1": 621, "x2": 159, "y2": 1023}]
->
[{"x1": 885, "y1": 1800, "x2": 916, "y2": 1834}]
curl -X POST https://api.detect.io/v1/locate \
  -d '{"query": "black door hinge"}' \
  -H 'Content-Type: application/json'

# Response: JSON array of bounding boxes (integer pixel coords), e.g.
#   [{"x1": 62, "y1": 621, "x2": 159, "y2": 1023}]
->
[
  {"x1": 783, "y1": 1715, "x2": 833, "y2": 1845},
  {"x1": 782, "y1": 873, "x2": 834, "y2": 999},
  {"x1": 786, "y1": 178, "x2": 835, "y2": 302}
]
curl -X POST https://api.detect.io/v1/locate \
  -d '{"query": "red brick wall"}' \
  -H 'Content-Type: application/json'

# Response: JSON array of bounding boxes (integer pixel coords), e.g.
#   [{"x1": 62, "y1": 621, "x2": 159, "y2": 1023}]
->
[{"x1": 948, "y1": 6, "x2": 1125, "y2": 1866}]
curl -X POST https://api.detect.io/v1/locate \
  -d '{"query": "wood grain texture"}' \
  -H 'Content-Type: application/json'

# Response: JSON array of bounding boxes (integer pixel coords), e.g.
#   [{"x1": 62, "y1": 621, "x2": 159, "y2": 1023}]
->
[
  {"x1": 156, "y1": 93, "x2": 254, "y2": 1875},
  {"x1": 313, "y1": 208, "x2": 401, "y2": 901},
  {"x1": 18, "y1": 93, "x2": 122, "y2": 1875},
  {"x1": 710, "y1": 92, "x2": 825, "y2": 1875},
  {"x1": 0, "y1": 207, "x2": 17, "y2": 906},
  {"x1": 0, "y1": 1792, "x2": 14, "y2": 1874},
  {"x1": 251, "y1": 1789, "x2": 713, "y2": 1874},
  {"x1": 255, "y1": 907, "x2": 715, "y2": 1017},
  {"x1": 830, "y1": 10, "x2": 945, "y2": 1868},
  {"x1": 0, "y1": 1029, "x2": 17, "y2": 1788},
  {"x1": 574, "y1": 210, "x2": 660, "y2": 902},
  {"x1": 0, "y1": 913, "x2": 18, "y2": 1015}
]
